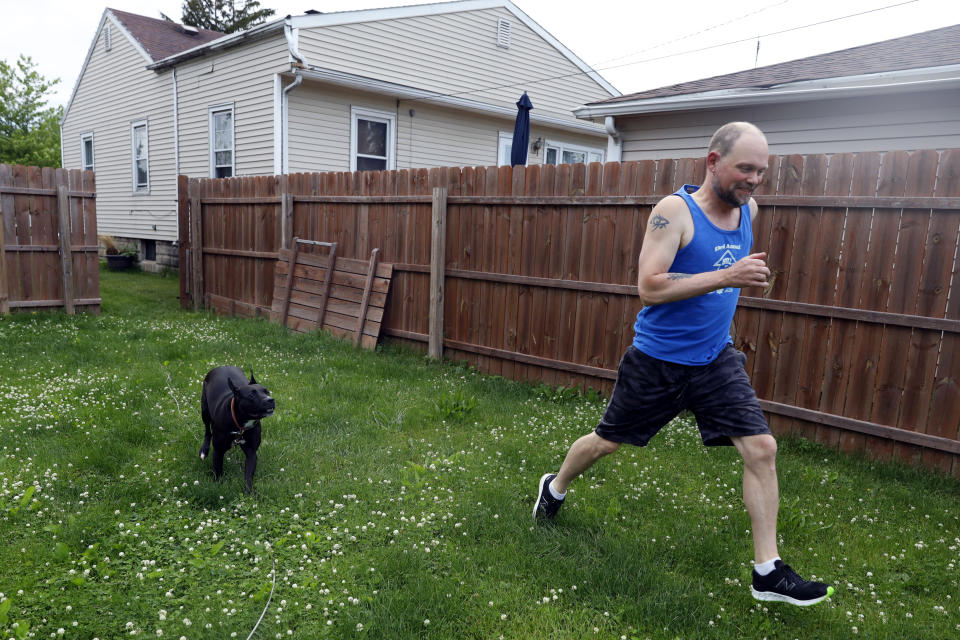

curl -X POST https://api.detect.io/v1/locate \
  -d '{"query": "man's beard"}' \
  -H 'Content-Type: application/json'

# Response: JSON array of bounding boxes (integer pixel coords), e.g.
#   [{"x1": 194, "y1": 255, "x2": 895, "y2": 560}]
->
[{"x1": 712, "y1": 177, "x2": 753, "y2": 207}]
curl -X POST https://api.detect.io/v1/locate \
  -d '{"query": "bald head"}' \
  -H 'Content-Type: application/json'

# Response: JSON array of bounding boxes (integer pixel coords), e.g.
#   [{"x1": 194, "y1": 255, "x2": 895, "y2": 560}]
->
[{"x1": 708, "y1": 122, "x2": 766, "y2": 158}]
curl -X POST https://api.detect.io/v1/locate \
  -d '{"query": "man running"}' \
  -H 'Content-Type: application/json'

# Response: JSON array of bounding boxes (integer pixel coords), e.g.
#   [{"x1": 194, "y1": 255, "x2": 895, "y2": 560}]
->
[{"x1": 533, "y1": 122, "x2": 833, "y2": 607}]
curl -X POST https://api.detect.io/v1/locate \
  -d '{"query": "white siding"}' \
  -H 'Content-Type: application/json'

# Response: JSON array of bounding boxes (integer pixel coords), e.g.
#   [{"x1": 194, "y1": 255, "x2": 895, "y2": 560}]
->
[
  {"x1": 286, "y1": 83, "x2": 396, "y2": 173},
  {"x1": 61, "y1": 20, "x2": 177, "y2": 241},
  {"x1": 176, "y1": 36, "x2": 289, "y2": 178},
  {"x1": 617, "y1": 89, "x2": 960, "y2": 160},
  {"x1": 396, "y1": 100, "x2": 606, "y2": 169},
  {"x1": 287, "y1": 81, "x2": 607, "y2": 172},
  {"x1": 295, "y1": 7, "x2": 612, "y2": 125}
]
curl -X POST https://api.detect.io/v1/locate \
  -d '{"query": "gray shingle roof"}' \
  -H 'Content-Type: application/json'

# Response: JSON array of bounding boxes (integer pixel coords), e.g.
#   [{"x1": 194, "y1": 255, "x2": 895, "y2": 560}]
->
[
  {"x1": 109, "y1": 8, "x2": 225, "y2": 62},
  {"x1": 591, "y1": 22, "x2": 960, "y2": 105}
]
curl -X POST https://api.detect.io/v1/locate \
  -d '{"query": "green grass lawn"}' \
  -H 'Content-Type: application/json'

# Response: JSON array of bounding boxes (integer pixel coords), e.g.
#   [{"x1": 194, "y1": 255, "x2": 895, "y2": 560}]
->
[{"x1": 1, "y1": 267, "x2": 958, "y2": 640}]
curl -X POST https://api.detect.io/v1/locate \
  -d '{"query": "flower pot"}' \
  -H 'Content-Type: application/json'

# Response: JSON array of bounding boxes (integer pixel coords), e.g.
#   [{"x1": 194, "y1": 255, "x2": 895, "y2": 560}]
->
[{"x1": 106, "y1": 254, "x2": 135, "y2": 271}]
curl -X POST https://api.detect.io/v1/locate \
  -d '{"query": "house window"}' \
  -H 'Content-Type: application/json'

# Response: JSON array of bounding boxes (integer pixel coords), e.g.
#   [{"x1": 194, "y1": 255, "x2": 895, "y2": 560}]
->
[
  {"x1": 209, "y1": 105, "x2": 234, "y2": 178},
  {"x1": 131, "y1": 120, "x2": 149, "y2": 192},
  {"x1": 497, "y1": 132, "x2": 513, "y2": 166},
  {"x1": 81, "y1": 133, "x2": 94, "y2": 171},
  {"x1": 143, "y1": 239, "x2": 156, "y2": 261},
  {"x1": 350, "y1": 107, "x2": 395, "y2": 172},
  {"x1": 544, "y1": 141, "x2": 604, "y2": 166}
]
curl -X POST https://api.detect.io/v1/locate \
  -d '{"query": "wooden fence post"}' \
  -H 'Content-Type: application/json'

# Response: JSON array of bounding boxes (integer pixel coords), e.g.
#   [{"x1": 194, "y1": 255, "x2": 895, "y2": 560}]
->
[
  {"x1": 279, "y1": 237, "x2": 300, "y2": 328},
  {"x1": 190, "y1": 195, "x2": 204, "y2": 311},
  {"x1": 0, "y1": 183, "x2": 7, "y2": 315},
  {"x1": 280, "y1": 176, "x2": 292, "y2": 251},
  {"x1": 56, "y1": 180, "x2": 75, "y2": 315},
  {"x1": 429, "y1": 186, "x2": 447, "y2": 359},
  {"x1": 177, "y1": 175, "x2": 189, "y2": 309}
]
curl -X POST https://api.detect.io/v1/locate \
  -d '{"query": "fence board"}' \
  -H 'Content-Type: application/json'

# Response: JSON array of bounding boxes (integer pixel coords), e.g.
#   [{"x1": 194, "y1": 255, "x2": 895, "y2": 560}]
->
[
  {"x1": 809, "y1": 153, "x2": 854, "y2": 448},
  {"x1": 0, "y1": 164, "x2": 99, "y2": 313}
]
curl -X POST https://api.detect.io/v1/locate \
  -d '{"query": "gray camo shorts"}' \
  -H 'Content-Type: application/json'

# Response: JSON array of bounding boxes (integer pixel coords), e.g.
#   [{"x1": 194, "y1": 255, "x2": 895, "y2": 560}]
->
[{"x1": 595, "y1": 343, "x2": 771, "y2": 447}]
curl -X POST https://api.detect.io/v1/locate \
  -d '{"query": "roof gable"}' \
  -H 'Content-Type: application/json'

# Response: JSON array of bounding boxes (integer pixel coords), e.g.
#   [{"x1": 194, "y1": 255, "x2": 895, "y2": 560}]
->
[
  {"x1": 288, "y1": 0, "x2": 618, "y2": 96},
  {"x1": 595, "y1": 22, "x2": 960, "y2": 105},
  {"x1": 108, "y1": 7, "x2": 225, "y2": 62}
]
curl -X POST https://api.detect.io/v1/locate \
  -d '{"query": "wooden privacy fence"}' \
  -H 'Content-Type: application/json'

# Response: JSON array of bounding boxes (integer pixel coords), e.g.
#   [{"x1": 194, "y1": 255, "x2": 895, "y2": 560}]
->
[
  {"x1": 178, "y1": 149, "x2": 960, "y2": 475},
  {"x1": 0, "y1": 164, "x2": 100, "y2": 314}
]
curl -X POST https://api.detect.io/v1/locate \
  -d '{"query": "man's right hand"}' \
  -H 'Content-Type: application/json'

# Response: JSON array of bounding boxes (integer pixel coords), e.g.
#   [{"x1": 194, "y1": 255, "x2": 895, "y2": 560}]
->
[{"x1": 725, "y1": 252, "x2": 770, "y2": 289}]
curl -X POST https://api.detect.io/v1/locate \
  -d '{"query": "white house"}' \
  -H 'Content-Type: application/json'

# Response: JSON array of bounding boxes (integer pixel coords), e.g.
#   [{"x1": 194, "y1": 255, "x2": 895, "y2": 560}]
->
[
  {"x1": 575, "y1": 23, "x2": 960, "y2": 160},
  {"x1": 61, "y1": 1, "x2": 619, "y2": 270}
]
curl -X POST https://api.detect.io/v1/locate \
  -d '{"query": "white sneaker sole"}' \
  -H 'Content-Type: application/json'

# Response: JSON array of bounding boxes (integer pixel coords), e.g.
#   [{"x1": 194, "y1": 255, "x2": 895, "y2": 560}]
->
[
  {"x1": 533, "y1": 473, "x2": 553, "y2": 521},
  {"x1": 751, "y1": 586, "x2": 829, "y2": 606}
]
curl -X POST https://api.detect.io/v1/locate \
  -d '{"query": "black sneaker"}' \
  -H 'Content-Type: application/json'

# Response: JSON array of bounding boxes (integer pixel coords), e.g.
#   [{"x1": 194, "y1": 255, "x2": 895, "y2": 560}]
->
[
  {"x1": 751, "y1": 560, "x2": 834, "y2": 606},
  {"x1": 533, "y1": 473, "x2": 564, "y2": 521}
]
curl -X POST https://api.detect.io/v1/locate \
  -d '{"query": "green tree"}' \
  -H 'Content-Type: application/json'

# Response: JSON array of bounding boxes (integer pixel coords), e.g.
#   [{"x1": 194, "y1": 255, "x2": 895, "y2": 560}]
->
[
  {"x1": 181, "y1": 0, "x2": 276, "y2": 34},
  {"x1": 0, "y1": 55, "x2": 62, "y2": 168}
]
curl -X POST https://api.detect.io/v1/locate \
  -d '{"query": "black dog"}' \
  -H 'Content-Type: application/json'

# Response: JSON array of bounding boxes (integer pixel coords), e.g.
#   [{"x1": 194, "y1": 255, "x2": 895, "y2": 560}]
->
[{"x1": 199, "y1": 366, "x2": 275, "y2": 493}]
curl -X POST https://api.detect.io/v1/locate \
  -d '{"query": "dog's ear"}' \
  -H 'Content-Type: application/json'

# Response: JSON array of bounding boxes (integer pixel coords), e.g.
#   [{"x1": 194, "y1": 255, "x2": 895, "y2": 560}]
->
[
  {"x1": 228, "y1": 377, "x2": 239, "y2": 394},
  {"x1": 248, "y1": 370, "x2": 257, "y2": 385}
]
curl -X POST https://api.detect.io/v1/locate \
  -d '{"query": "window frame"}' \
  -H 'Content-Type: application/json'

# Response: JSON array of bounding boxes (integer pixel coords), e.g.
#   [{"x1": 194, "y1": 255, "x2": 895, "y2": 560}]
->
[
  {"x1": 80, "y1": 132, "x2": 95, "y2": 172},
  {"x1": 350, "y1": 106, "x2": 396, "y2": 172},
  {"x1": 544, "y1": 140, "x2": 605, "y2": 166},
  {"x1": 131, "y1": 119, "x2": 149, "y2": 193},
  {"x1": 208, "y1": 104, "x2": 235, "y2": 179}
]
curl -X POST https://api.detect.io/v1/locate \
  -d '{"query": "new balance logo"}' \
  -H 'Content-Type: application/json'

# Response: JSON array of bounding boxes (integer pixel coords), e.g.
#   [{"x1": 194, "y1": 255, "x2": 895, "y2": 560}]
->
[{"x1": 776, "y1": 578, "x2": 795, "y2": 592}]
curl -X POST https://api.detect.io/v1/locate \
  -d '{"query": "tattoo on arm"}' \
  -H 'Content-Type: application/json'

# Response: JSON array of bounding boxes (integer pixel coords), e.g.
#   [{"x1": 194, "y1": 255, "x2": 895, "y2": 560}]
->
[
  {"x1": 667, "y1": 273, "x2": 692, "y2": 280},
  {"x1": 650, "y1": 214, "x2": 669, "y2": 230}
]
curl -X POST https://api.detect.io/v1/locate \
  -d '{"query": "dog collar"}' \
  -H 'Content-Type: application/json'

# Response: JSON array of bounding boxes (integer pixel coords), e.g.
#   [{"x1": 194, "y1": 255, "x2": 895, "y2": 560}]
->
[{"x1": 230, "y1": 397, "x2": 248, "y2": 432}]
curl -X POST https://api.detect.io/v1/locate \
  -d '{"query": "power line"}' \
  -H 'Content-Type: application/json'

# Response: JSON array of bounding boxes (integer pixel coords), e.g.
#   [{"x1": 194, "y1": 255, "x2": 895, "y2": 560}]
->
[
  {"x1": 593, "y1": 0, "x2": 791, "y2": 66},
  {"x1": 595, "y1": 0, "x2": 919, "y2": 74},
  {"x1": 401, "y1": 0, "x2": 919, "y2": 104}
]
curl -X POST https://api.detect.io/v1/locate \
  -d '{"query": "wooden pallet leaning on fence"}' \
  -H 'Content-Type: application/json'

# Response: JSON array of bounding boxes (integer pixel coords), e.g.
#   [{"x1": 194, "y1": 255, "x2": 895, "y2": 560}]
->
[{"x1": 270, "y1": 239, "x2": 393, "y2": 349}]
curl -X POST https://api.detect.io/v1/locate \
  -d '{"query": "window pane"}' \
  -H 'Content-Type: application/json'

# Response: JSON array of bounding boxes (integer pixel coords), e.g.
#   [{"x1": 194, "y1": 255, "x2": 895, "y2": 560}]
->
[
  {"x1": 134, "y1": 126, "x2": 146, "y2": 159},
  {"x1": 589, "y1": 151, "x2": 604, "y2": 163},
  {"x1": 215, "y1": 166, "x2": 233, "y2": 178},
  {"x1": 136, "y1": 160, "x2": 148, "y2": 186},
  {"x1": 214, "y1": 112, "x2": 232, "y2": 150},
  {"x1": 357, "y1": 119, "x2": 387, "y2": 156},
  {"x1": 545, "y1": 148, "x2": 558, "y2": 165},
  {"x1": 215, "y1": 151, "x2": 232, "y2": 167},
  {"x1": 83, "y1": 139, "x2": 94, "y2": 169},
  {"x1": 498, "y1": 138, "x2": 512, "y2": 166},
  {"x1": 562, "y1": 150, "x2": 586, "y2": 165},
  {"x1": 356, "y1": 156, "x2": 386, "y2": 172}
]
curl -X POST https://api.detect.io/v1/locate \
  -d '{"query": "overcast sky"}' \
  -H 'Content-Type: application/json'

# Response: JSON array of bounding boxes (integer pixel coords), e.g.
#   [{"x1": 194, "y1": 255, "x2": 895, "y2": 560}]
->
[{"x1": 4, "y1": 0, "x2": 960, "y2": 109}]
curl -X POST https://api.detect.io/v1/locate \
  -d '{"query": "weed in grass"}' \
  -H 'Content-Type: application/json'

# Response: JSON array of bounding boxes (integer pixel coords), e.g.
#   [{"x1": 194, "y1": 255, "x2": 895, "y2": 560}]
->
[{"x1": 0, "y1": 268, "x2": 959, "y2": 639}]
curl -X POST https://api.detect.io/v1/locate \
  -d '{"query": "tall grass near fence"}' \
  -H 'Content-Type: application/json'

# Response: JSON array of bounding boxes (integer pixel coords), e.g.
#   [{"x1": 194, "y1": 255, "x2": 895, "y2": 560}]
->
[{"x1": 0, "y1": 268, "x2": 958, "y2": 640}]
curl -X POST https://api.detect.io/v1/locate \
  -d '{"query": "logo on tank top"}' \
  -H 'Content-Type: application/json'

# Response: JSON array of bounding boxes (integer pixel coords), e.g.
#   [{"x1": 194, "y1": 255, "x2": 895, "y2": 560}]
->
[{"x1": 711, "y1": 246, "x2": 741, "y2": 295}]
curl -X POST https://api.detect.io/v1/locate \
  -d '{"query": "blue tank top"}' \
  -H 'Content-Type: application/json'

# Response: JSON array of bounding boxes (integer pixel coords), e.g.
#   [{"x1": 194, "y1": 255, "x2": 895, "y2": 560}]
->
[{"x1": 632, "y1": 184, "x2": 752, "y2": 365}]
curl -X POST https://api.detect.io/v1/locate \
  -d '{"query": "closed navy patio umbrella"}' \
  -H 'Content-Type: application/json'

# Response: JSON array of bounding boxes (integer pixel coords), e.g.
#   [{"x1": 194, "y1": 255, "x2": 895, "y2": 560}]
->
[{"x1": 510, "y1": 92, "x2": 533, "y2": 166}]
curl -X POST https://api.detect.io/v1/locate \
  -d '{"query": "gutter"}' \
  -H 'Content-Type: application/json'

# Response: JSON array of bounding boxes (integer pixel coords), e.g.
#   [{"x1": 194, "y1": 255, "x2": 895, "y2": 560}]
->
[
  {"x1": 575, "y1": 72, "x2": 960, "y2": 119},
  {"x1": 280, "y1": 18, "x2": 304, "y2": 174},
  {"x1": 604, "y1": 116, "x2": 621, "y2": 162},
  {"x1": 172, "y1": 67, "x2": 180, "y2": 175},
  {"x1": 147, "y1": 17, "x2": 287, "y2": 70},
  {"x1": 281, "y1": 73, "x2": 303, "y2": 173}
]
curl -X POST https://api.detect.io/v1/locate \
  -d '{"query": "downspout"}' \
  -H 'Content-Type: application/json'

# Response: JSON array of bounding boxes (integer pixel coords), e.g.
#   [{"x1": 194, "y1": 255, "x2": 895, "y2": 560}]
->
[
  {"x1": 172, "y1": 66, "x2": 180, "y2": 242},
  {"x1": 173, "y1": 67, "x2": 180, "y2": 176},
  {"x1": 604, "y1": 115, "x2": 622, "y2": 162},
  {"x1": 281, "y1": 18, "x2": 305, "y2": 174}
]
